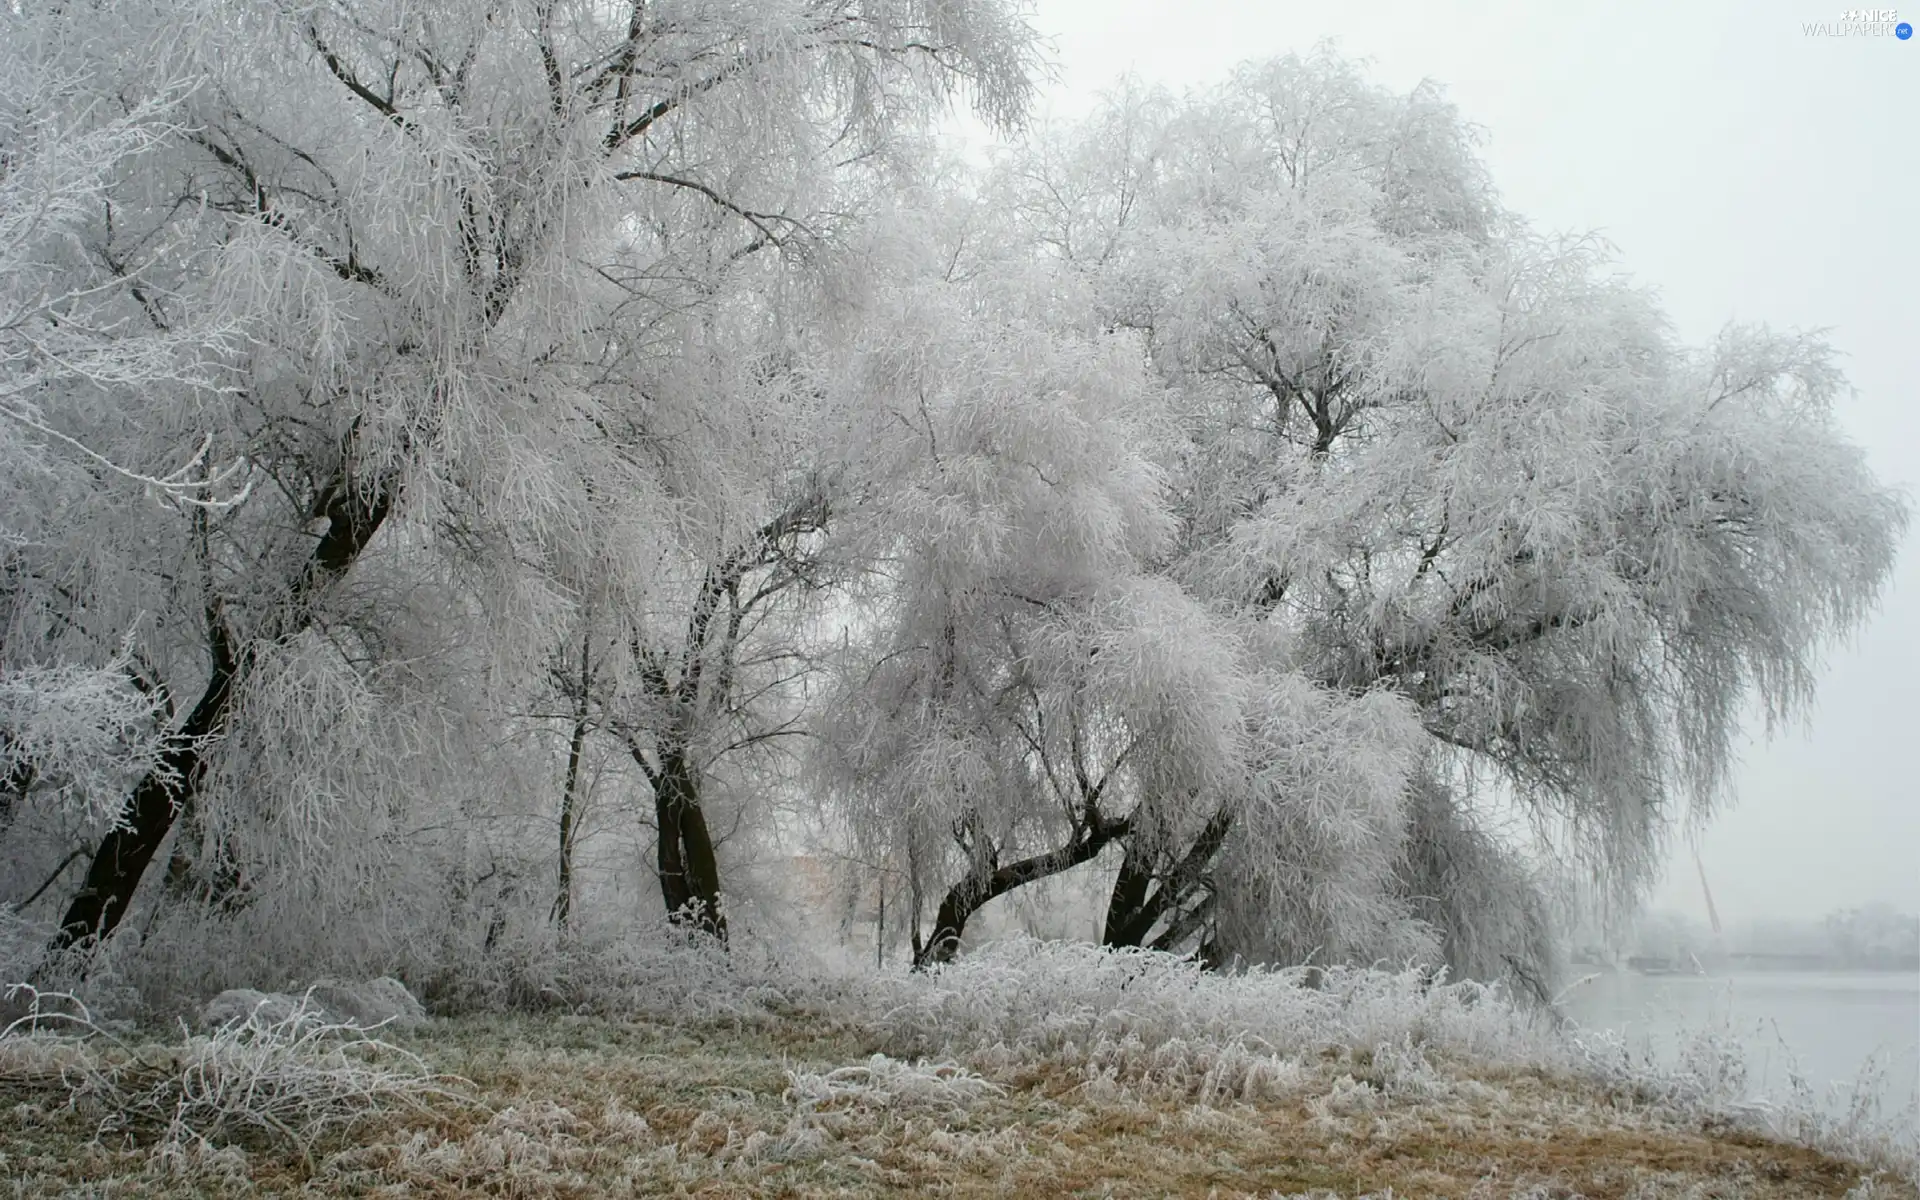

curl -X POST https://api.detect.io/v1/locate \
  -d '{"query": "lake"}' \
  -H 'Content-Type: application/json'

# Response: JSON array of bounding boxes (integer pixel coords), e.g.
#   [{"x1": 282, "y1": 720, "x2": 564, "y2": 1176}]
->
[{"x1": 1560, "y1": 969, "x2": 1920, "y2": 1120}]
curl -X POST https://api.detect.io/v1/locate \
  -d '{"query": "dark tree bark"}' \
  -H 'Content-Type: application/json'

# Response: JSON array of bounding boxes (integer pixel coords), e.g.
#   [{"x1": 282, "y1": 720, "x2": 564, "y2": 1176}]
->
[
  {"x1": 625, "y1": 712, "x2": 729, "y2": 939},
  {"x1": 552, "y1": 618, "x2": 593, "y2": 930},
  {"x1": 1102, "y1": 804, "x2": 1235, "y2": 952},
  {"x1": 553, "y1": 712, "x2": 588, "y2": 928},
  {"x1": 51, "y1": 467, "x2": 393, "y2": 954},
  {"x1": 913, "y1": 811, "x2": 1130, "y2": 969},
  {"x1": 1102, "y1": 838, "x2": 1158, "y2": 950},
  {"x1": 651, "y1": 745, "x2": 724, "y2": 938},
  {"x1": 623, "y1": 490, "x2": 827, "y2": 943}
]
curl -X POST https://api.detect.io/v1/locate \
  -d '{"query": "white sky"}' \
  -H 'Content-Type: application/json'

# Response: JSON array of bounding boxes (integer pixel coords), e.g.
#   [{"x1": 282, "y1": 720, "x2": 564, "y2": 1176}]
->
[{"x1": 1008, "y1": 0, "x2": 1920, "y2": 922}]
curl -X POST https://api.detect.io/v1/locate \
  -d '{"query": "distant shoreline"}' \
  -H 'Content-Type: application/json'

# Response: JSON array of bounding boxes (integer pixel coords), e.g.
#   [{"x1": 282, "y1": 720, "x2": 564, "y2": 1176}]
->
[{"x1": 1577, "y1": 955, "x2": 1920, "y2": 976}]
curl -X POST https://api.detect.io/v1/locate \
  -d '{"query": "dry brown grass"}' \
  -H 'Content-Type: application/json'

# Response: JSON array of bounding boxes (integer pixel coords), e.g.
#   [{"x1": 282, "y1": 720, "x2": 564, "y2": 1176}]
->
[{"x1": 1, "y1": 1008, "x2": 1910, "y2": 1198}]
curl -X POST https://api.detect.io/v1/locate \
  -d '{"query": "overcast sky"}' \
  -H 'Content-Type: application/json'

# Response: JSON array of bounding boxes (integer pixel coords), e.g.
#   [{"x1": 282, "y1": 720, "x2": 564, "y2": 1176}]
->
[{"x1": 1007, "y1": 0, "x2": 1919, "y2": 923}]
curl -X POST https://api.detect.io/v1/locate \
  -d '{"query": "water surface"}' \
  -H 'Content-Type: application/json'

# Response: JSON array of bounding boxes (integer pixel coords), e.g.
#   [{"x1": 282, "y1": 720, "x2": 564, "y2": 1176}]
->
[{"x1": 1560, "y1": 969, "x2": 1920, "y2": 1118}]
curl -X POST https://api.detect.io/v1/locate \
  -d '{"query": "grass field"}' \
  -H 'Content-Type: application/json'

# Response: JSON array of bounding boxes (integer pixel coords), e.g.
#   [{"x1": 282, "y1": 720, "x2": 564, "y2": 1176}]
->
[{"x1": 2, "y1": 939, "x2": 1914, "y2": 1197}]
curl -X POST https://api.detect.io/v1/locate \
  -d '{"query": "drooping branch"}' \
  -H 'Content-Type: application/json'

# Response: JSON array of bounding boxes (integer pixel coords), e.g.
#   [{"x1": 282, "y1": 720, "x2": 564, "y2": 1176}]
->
[{"x1": 50, "y1": 446, "x2": 398, "y2": 954}]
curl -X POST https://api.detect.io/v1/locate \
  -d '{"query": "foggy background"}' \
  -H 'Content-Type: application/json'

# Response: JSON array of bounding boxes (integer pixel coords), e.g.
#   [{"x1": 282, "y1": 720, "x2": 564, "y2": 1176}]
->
[{"x1": 1000, "y1": 0, "x2": 1920, "y2": 926}]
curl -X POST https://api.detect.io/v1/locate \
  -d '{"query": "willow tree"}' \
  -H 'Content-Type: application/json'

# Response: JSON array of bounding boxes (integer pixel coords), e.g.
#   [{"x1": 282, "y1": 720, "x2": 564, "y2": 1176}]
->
[
  {"x1": 1139, "y1": 197, "x2": 1906, "y2": 972},
  {"x1": 0, "y1": 0, "x2": 1038, "y2": 975},
  {"x1": 1, "y1": 26, "x2": 253, "y2": 940},
  {"x1": 528, "y1": 232, "x2": 837, "y2": 941},
  {"x1": 811, "y1": 257, "x2": 1197, "y2": 966},
  {"x1": 1015, "y1": 50, "x2": 1907, "y2": 977},
  {"x1": 807, "y1": 186, "x2": 1438, "y2": 966}
]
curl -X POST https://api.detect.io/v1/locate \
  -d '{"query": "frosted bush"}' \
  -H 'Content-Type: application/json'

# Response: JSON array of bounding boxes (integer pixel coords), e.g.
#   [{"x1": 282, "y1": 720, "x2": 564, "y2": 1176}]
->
[
  {"x1": 1367, "y1": 1036, "x2": 1447, "y2": 1101},
  {"x1": 1572, "y1": 1026, "x2": 1749, "y2": 1112},
  {"x1": 202, "y1": 978, "x2": 428, "y2": 1033},
  {"x1": 420, "y1": 917, "x2": 799, "y2": 1022},
  {"x1": 0, "y1": 984, "x2": 465, "y2": 1158},
  {"x1": 1310, "y1": 1073, "x2": 1383, "y2": 1123},
  {"x1": 785, "y1": 1053, "x2": 1003, "y2": 1116},
  {"x1": 840, "y1": 938, "x2": 1555, "y2": 1096}
]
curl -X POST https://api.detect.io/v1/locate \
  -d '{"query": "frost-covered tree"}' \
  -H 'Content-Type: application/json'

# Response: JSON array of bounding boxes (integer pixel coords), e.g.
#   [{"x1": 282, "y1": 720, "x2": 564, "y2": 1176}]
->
[
  {"x1": 813, "y1": 256, "x2": 1194, "y2": 966},
  {"x1": 810, "y1": 198, "x2": 1436, "y2": 968},
  {"x1": 524, "y1": 252, "x2": 836, "y2": 942},
  {"x1": 1, "y1": 26, "x2": 254, "y2": 932},
  {"x1": 6, "y1": 4, "x2": 1900, "y2": 1008},
  {"x1": 0, "y1": 0, "x2": 1038, "y2": 980},
  {"x1": 1000, "y1": 48, "x2": 1906, "y2": 982}
]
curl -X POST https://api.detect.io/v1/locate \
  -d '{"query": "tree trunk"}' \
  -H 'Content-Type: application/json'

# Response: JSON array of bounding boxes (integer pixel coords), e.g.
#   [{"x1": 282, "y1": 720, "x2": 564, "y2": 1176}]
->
[
  {"x1": 553, "y1": 621, "x2": 593, "y2": 930},
  {"x1": 1102, "y1": 837, "x2": 1158, "y2": 948},
  {"x1": 1102, "y1": 805, "x2": 1235, "y2": 952},
  {"x1": 50, "y1": 468, "x2": 393, "y2": 955},
  {"x1": 53, "y1": 643, "x2": 239, "y2": 952},
  {"x1": 622, "y1": 491, "x2": 827, "y2": 945},
  {"x1": 552, "y1": 710, "x2": 589, "y2": 929},
  {"x1": 913, "y1": 815, "x2": 1128, "y2": 970},
  {"x1": 652, "y1": 746, "x2": 725, "y2": 940}
]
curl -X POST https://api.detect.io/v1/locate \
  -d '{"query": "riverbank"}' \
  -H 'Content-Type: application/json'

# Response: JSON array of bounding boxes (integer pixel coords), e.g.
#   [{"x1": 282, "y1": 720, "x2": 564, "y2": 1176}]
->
[
  {"x1": 3, "y1": 939, "x2": 1914, "y2": 1196},
  {"x1": 3, "y1": 1011, "x2": 1910, "y2": 1197}
]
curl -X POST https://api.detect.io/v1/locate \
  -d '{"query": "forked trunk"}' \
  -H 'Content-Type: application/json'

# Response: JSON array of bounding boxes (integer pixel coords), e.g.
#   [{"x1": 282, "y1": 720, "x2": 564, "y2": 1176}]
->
[
  {"x1": 652, "y1": 747, "x2": 725, "y2": 940},
  {"x1": 1101, "y1": 805, "x2": 1235, "y2": 954}
]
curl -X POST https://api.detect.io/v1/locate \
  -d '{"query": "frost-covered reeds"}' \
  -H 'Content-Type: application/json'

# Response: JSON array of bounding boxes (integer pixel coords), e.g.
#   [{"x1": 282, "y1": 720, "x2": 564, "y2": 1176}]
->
[
  {"x1": 0, "y1": 985, "x2": 467, "y2": 1162},
  {"x1": 4, "y1": 932, "x2": 1913, "y2": 1190},
  {"x1": 842, "y1": 938, "x2": 1547, "y2": 1100}
]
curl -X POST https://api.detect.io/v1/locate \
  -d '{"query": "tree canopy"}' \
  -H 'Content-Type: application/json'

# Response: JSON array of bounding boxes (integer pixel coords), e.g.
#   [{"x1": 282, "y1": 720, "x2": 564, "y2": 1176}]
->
[{"x1": 0, "y1": 14, "x2": 1903, "y2": 1006}]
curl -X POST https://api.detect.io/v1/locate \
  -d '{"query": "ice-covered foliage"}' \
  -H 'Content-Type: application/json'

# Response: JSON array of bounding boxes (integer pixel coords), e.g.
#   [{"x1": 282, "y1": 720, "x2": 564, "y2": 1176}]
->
[
  {"x1": 0, "y1": 659, "x2": 169, "y2": 826},
  {"x1": 0, "y1": 38, "x2": 249, "y2": 506},
  {"x1": 1282, "y1": 241, "x2": 1909, "y2": 898},
  {"x1": 785, "y1": 1054, "x2": 1003, "y2": 1117},
  {"x1": 987, "y1": 46, "x2": 1906, "y2": 973},
  {"x1": 0, "y1": 0, "x2": 1042, "y2": 977},
  {"x1": 0, "y1": 10, "x2": 1906, "y2": 1122},
  {"x1": 1203, "y1": 662, "x2": 1432, "y2": 968},
  {"x1": 0, "y1": 984, "x2": 462, "y2": 1158},
  {"x1": 811, "y1": 259, "x2": 1207, "y2": 960},
  {"x1": 8, "y1": 933, "x2": 1910, "y2": 1191},
  {"x1": 1396, "y1": 771, "x2": 1560, "y2": 1000},
  {"x1": 810, "y1": 246, "x2": 1451, "y2": 964},
  {"x1": 848, "y1": 937, "x2": 1552, "y2": 1100}
]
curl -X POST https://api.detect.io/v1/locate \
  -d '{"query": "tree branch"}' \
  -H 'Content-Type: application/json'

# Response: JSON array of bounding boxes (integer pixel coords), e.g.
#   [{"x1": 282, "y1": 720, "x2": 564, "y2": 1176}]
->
[
  {"x1": 612, "y1": 170, "x2": 816, "y2": 246},
  {"x1": 304, "y1": 24, "x2": 410, "y2": 129}
]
